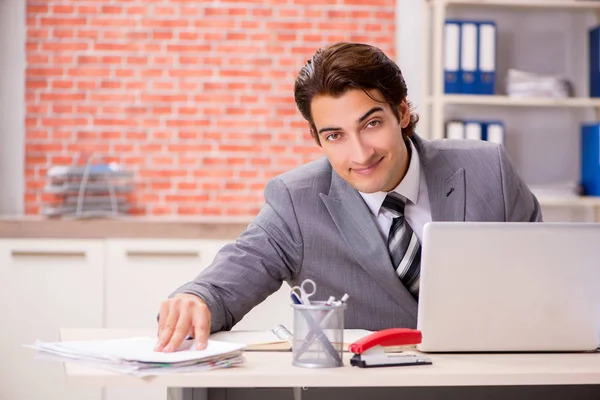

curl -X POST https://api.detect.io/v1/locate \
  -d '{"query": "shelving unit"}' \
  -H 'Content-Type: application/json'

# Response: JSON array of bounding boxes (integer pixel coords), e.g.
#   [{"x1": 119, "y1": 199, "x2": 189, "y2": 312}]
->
[
  {"x1": 429, "y1": 95, "x2": 600, "y2": 107},
  {"x1": 420, "y1": 0, "x2": 600, "y2": 219},
  {"x1": 445, "y1": 0, "x2": 600, "y2": 10}
]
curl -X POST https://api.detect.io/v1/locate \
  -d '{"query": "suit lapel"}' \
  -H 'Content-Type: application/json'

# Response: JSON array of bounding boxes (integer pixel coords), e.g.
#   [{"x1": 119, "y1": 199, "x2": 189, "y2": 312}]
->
[
  {"x1": 320, "y1": 170, "x2": 418, "y2": 317},
  {"x1": 412, "y1": 136, "x2": 466, "y2": 221}
]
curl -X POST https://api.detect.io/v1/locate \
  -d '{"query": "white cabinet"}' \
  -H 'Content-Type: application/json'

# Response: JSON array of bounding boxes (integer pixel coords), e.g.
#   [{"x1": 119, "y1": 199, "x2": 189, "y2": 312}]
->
[
  {"x1": 0, "y1": 239, "x2": 103, "y2": 400},
  {"x1": 105, "y1": 239, "x2": 230, "y2": 329},
  {"x1": 105, "y1": 238, "x2": 293, "y2": 331},
  {"x1": 104, "y1": 239, "x2": 229, "y2": 400},
  {"x1": 0, "y1": 236, "x2": 294, "y2": 400}
]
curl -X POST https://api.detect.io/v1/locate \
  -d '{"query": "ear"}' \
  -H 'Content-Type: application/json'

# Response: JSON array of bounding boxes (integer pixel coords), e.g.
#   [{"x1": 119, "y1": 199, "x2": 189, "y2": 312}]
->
[{"x1": 398, "y1": 99, "x2": 410, "y2": 129}]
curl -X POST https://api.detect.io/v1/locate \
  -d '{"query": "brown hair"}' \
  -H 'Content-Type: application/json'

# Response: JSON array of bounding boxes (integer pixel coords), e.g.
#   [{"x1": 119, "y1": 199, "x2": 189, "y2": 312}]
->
[{"x1": 294, "y1": 42, "x2": 419, "y2": 145}]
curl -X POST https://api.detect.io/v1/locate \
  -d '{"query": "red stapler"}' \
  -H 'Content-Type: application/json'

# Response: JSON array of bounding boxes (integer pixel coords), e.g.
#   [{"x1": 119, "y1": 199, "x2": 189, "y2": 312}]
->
[{"x1": 349, "y1": 328, "x2": 432, "y2": 368}]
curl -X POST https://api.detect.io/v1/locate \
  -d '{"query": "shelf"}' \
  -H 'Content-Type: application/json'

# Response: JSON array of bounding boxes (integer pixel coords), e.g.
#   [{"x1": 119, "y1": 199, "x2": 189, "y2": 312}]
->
[
  {"x1": 442, "y1": 0, "x2": 600, "y2": 10},
  {"x1": 430, "y1": 95, "x2": 600, "y2": 107},
  {"x1": 537, "y1": 196, "x2": 600, "y2": 207}
]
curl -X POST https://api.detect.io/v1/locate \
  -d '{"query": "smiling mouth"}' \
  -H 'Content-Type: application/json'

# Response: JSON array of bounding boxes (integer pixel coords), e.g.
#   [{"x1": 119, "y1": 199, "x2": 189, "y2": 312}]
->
[{"x1": 352, "y1": 157, "x2": 384, "y2": 175}]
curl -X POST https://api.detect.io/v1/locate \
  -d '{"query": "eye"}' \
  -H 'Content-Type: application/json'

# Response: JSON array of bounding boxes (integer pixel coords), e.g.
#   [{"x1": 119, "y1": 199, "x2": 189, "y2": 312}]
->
[
  {"x1": 366, "y1": 119, "x2": 381, "y2": 128},
  {"x1": 325, "y1": 133, "x2": 341, "y2": 142}
]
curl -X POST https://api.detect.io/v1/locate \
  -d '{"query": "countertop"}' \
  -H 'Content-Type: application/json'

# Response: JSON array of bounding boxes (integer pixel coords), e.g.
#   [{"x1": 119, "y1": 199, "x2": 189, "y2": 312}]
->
[{"x1": 0, "y1": 216, "x2": 252, "y2": 239}]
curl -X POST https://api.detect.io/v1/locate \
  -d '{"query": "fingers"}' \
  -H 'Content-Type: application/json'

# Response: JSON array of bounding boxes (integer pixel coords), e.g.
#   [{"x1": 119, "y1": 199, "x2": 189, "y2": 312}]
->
[
  {"x1": 155, "y1": 300, "x2": 180, "y2": 351},
  {"x1": 155, "y1": 300, "x2": 171, "y2": 351},
  {"x1": 193, "y1": 306, "x2": 211, "y2": 350},
  {"x1": 154, "y1": 294, "x2": 211, "y2": 353},
  {"x1": 163, "y1": 310, "x2": 192, "y2": 352}
]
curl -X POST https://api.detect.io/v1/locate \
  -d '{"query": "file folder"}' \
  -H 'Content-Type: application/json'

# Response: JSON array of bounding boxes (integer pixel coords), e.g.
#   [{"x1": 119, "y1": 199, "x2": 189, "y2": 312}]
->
[
  {"x1": 464, "y1": 121, "x2": 483, "y2": 140},
  {"x1": 444, "y1": 20, "x2": 462, "y2": 94},
  {"x1": 477, "y1": 21, "x2": 496, "y2": 95},
  {"x1": 581, "y1": 123, "x2": 600, "y2": 196},
  {"x1": 590, "y1": 26, "x2": 600, "y2": 98},
  {"x1": 445, "y1": 120, "x2": 465, "y2": 139},
  {"x1": 483, "y1": 121, "x2": 505, "y2": 145},
  {"x1": 460, "y1": 22, "x2": 479, "y2": 94}
]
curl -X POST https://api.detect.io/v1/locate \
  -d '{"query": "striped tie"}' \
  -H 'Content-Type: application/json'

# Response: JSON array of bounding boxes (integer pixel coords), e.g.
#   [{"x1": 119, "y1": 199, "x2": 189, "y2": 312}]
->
[{"x1": 382, "y1": 192, "x2": 421, "y2": 298}]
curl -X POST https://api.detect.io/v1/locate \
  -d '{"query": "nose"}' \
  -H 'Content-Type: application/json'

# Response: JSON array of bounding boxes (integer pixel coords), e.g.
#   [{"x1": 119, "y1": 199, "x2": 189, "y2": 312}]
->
[{"x1": 350, "y1": 134, "x2": 375, "y2": 166}]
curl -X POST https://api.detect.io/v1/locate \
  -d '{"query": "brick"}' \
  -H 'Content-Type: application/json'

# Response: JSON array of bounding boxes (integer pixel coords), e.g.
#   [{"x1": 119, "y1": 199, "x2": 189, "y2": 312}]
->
[
  {"x1": 78, "y1": 30, "x2": 99, "y2": 39},
  {"x1": 53, "y1": 5, "x2": 75, "y2": 14},
  {"x1": 40, "y1": 18, "x2": 87, "y2": 27},
  {"x1": 77, "y1": 81, "x2": 98, "y2": 90},
  {"x1": 68, "y1": 68, "x2": 111, "y2": 77},
  {"x1": 27, "y1": 4, "x2": 48, "y2": 14},
  {"x1": 42, "y1": 42, "x2": 88, "y2": 51},
  {"x1": 26, "y1": 80, "x2": 48, "y2": 89},
  {"x1": 94, "y1": 43, "x2": 140, "y2": 51},
  {"x1": 28, "y1": 29, "x2": 50, "y2": 39},
  {"x1": 102, "y1": 6, "x2": 124, "y2": 14},
  {"x1": 143, "y1": 19, "x2": 190, "y2": 28},
  {"x1": 40, "y1": 93, "x2": 85, "y2": 102},
  {"x1": 52, "y1": 105, "x2": 74, "y2": 114},
  {"x1": 93, "y1": 19, "x2": 136, "y2": 28},
  {"x1": 27, "y1": 68, "x2": 63, "y2": 77}
]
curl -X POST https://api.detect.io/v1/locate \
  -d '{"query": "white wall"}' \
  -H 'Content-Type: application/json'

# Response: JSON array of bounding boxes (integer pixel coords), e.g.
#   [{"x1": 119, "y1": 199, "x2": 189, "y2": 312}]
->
[
  {"x1": 396, "y1": 0, "x2": 424, "y2": 110},
  {"x1": 0, "y1": 0, "x2": 25, "y2": 215}
]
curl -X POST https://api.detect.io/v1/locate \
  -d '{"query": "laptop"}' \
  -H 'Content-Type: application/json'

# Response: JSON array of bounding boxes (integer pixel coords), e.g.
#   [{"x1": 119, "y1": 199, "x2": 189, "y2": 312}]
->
[{"x1": 417, "y1": 222, "x2": 600, "y2": 353}]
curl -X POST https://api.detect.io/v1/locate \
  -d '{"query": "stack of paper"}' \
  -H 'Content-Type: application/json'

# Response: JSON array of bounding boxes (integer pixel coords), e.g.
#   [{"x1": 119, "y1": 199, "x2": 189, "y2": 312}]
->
[
  {"x1": 505, "y1": 69, "x2": 573, "y2": 99},
  {"x1": 27, "y1": 337, "x2": 245, "y2": 377}
]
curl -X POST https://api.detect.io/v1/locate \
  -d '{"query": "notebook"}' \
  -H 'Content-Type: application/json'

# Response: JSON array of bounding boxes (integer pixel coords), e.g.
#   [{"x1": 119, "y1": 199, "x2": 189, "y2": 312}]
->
[{"x1": 209, "y1": 329, "x2": 373, "y2": 352}]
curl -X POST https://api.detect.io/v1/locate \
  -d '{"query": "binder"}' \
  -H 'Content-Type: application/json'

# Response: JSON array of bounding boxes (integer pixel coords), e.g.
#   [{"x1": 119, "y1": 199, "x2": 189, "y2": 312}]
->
[
  {"x1": 590, "y1": 26, "x2": 600, "y2": 98},
  {"x1": 477, "y1": 21, "x2": 496, "y2": 95},
  {"x1": 460, "y1": 22, "x2": 479, "y2": 94},
  {"x1": 445, "y1": 120, "x2": 465, "y2": 139},
  {"x1": 581, "y1": 124, "x2": 600, "y2": 196},
  {"x1": 444, "y1": 20, "x2": 462, "y2": 94},
  {"x1": 464, "y1": 120, "x2": 483, "y2": 140},
  {"x1": 483, "y1": 121, "x2": 505, "y2": 146}
]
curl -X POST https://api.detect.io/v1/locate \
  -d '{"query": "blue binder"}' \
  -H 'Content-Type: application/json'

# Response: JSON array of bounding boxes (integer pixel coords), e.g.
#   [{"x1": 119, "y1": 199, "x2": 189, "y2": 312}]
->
[
  {"x1": 581, "y1": 124, "x2": 600, "y2": 196},
  {"x1": 477, "y1": 21, "x2": 496, "y2": 95},
  {"x1": 444, "y1": 20, "x2": 462, "y2": 94},
  {"x1": 590, "y1": 26, "x2": 600, "y2": 98},
  {"x1": 460, "y1": 21, "x2": 479, "y2": 94}
]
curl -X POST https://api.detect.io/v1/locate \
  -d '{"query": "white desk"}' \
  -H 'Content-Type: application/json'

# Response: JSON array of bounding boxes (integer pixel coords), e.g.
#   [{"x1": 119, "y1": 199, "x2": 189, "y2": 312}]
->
[{"x1": 59, "y1": 329, "x2": 600, "y2": 392}]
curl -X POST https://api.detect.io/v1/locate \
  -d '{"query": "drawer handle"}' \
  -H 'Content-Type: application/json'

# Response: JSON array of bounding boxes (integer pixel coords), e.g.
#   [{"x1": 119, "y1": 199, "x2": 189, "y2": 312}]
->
[
  {"x1": 125, "y1": 250, "x2": 201, "y2": 258},
  {"x1": 11, "y1": 250, "x2": 87, "y2": 258}
]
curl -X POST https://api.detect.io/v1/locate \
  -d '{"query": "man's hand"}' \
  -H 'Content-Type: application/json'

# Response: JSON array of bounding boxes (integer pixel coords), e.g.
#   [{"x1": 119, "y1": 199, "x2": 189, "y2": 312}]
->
[{"x1": 155, "y1": 293, "x2": 211, "y2": 352}]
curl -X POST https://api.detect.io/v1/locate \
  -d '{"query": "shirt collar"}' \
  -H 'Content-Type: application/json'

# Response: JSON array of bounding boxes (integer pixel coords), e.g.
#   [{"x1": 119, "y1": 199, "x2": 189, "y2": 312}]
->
[{"x1": 359, "y1": 139, "x2": 421, "y2": 217}]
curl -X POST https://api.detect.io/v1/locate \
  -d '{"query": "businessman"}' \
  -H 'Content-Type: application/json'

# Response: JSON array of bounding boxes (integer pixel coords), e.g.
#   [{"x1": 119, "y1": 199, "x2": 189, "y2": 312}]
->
[{"x1": 155, "y1": 42, "x2": 542, "y2": 352}]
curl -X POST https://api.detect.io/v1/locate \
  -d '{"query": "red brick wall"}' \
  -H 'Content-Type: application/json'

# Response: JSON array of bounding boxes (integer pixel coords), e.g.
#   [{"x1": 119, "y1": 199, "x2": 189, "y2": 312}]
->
[{"x1": 25, "y1": 0, "x2": 396, "y2": 217}]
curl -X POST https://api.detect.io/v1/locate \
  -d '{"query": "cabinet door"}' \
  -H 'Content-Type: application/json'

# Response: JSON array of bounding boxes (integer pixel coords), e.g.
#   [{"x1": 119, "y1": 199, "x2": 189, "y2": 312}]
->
[
  {"x1": 0, "y1": 239, "x2": 103, "y2": 400},
  {"x1": 105, "y1": 238, "x2": 293, "y2": 331},
  {"x1": 105, "y1": 238, "x2": 231, "y2": 329},
  {"x1": 105, "y1": 239, "x2": 230, "y2": 400}
]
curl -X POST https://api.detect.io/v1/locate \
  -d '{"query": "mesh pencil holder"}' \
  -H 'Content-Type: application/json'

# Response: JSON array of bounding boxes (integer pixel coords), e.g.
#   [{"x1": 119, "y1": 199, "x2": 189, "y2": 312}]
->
[{"x1": 291, "y1": 301, "x2": 346, "y2": 368}]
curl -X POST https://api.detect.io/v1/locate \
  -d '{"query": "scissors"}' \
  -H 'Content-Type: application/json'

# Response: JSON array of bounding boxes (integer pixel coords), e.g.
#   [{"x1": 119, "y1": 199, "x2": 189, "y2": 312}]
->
[{"x1": 290, "y1": 279, "x2": 316, "y2": 305}]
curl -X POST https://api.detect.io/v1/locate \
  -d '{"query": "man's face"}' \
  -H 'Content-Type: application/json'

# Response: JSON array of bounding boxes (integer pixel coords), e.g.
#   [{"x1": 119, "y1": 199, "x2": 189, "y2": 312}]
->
[{"x1": 310, "y1": 89, "x2": 411, "y2": 194}]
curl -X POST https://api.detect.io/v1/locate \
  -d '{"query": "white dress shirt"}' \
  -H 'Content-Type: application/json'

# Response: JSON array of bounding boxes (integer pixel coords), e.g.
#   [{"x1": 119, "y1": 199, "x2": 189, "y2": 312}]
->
[{"x1": 359, "y1": 140, "x2": 432, "y2": 242}]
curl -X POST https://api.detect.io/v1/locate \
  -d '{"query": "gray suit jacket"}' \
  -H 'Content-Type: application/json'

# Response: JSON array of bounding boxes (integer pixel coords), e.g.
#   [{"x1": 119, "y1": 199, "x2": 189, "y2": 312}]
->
[{"x1": 173, "y1": 135, "x2": 542, "y2": 332}]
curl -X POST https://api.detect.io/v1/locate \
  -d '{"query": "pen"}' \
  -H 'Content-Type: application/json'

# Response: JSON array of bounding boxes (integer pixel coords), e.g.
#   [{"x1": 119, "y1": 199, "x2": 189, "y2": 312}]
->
[{"x1": 291, "y1": 292, "x2": 302, "y2": 305}]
